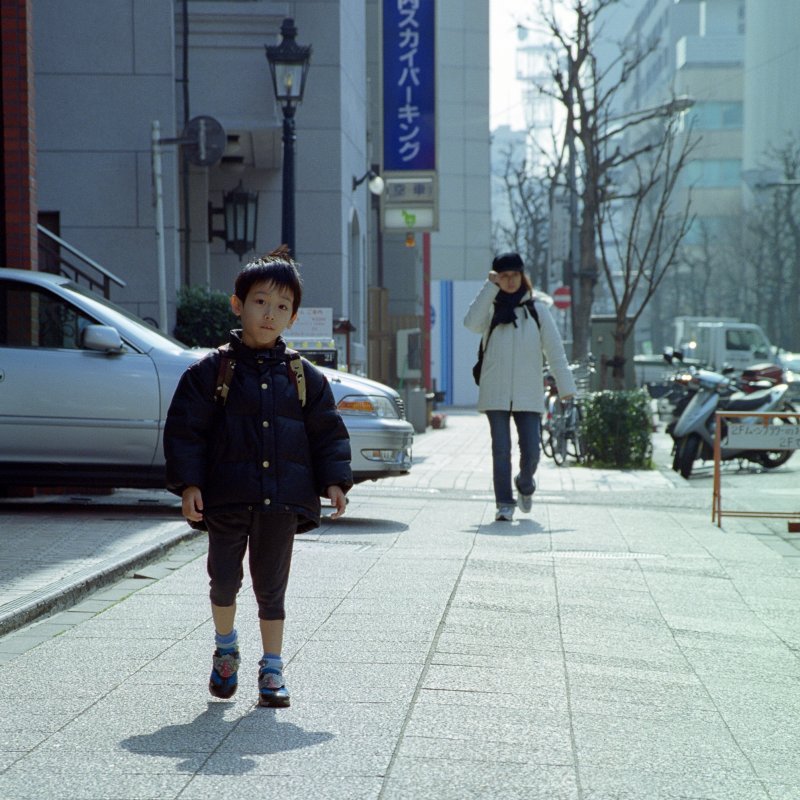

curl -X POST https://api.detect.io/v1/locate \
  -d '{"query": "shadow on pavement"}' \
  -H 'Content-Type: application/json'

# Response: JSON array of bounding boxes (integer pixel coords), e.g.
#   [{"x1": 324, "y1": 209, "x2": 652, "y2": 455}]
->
[
  {"x1": 316, "y1": 517, "x2": 409, "y2": 535},
  {"x1": 120, "y1": 701, "x2": 335, "y2": 775},
  {"x1": 478, "y1": 519, "x2": 546, "y2": 535}
]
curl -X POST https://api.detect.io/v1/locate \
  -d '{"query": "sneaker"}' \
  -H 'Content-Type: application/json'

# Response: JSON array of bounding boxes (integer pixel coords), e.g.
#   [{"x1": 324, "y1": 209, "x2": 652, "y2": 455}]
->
[
  {"x1": 515, "y1": 474, "x2": 535, "y2": 514},
  {"x1": 495, "y1": 505, "x2": 515, "y2": 522},
  {"x1": 258, "y1": 658, "x2": 291, "y2": 708},
  {"x1": 209, "y1": 648, "x2": 241, "y2": 699}
]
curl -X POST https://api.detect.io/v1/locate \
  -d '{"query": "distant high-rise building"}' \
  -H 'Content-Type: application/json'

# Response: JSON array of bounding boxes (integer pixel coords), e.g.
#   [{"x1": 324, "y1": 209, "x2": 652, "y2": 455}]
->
[{"x1": 742, "y1": 0, "x2": 800, "y2": 178}]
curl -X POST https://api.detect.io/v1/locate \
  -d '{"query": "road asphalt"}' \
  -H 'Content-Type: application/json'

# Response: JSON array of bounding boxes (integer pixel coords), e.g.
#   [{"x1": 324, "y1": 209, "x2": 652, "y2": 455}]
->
[{"x1": 1, "y1": 408, "x2": 799, "y2": 799}]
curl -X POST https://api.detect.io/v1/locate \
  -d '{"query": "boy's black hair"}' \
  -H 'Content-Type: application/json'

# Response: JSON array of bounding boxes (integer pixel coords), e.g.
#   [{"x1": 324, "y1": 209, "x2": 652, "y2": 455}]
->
[{"x1": 234, "y1": 245, "x2": 303, "y2": 314}]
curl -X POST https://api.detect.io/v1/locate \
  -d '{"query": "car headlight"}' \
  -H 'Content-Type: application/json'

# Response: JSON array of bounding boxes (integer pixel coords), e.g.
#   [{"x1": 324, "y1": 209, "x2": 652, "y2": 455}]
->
[{"x1": 337, "y1": 394, "x2": 399, "y2": 418}]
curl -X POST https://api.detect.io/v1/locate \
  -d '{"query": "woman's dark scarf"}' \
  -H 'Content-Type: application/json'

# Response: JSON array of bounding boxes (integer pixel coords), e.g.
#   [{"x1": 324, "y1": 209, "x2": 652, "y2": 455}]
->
[{"x1": 490, "y1": 286, "x2": 529, "y2": 328}]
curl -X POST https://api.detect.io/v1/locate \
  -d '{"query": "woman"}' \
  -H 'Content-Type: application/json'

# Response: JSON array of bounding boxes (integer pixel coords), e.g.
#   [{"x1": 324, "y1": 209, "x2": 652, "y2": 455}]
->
[{"x1": 464, "y1": 253, "x2": 576, "y2": 521}]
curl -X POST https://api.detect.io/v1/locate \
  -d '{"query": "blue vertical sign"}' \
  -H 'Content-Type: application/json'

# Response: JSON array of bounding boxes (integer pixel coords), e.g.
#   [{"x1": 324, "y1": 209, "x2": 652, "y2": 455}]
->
[{"x1": 383, "y1": 0, "x2": 436, "y2": 171}]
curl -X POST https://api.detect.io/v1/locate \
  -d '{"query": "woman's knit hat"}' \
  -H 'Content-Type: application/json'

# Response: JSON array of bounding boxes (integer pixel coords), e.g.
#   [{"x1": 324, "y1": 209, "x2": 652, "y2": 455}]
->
[{"x1": 492, "y1": 252, "x2": 524, "y2": 273}]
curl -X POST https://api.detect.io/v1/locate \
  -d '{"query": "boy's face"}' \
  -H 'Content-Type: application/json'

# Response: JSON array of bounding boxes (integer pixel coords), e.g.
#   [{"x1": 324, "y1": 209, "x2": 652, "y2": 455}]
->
[{"x1": 231, "y1": 280, "x2": 297, "y2": 349}]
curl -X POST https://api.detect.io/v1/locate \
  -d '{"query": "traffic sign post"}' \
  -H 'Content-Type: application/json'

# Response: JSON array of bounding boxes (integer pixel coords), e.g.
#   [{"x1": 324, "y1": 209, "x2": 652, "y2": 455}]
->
[
  {"x1": 553, "y1": 285, "x2": 572, "y2": 309},
  {"x1": 552, "y1": 285, "x2": 572, "y2": 341}
]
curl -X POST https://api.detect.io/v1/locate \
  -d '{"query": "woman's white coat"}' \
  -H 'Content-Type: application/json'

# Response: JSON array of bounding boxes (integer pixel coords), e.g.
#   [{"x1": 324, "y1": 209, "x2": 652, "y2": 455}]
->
[{"x1": 464, "y1": 280, "x2": 577, "y2": 412}]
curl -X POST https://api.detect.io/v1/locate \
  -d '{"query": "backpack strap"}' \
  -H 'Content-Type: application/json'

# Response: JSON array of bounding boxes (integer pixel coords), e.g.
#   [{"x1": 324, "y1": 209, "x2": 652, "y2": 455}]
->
[
  {"x1": 213, "y1": 344, "x2": 306, "y2": 408},
  {"x1": 285, "y1": 348, "x2": 306, "y2": 408},
  {"x1": 213, "y1": 345, "x2": 236, "y2": 405},
  {"x1": 482, "y1": 298, "x2": 539, "y2": 348},
  {"x1": 524, "y1": 299, "x2": 541, "y2": 329}
]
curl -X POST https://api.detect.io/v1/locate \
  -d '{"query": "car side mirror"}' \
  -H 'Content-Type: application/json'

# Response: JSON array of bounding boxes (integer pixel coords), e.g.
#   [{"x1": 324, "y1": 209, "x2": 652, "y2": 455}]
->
[{"x1": 82, "y1": 324, "x2": 123, "y2": 353}]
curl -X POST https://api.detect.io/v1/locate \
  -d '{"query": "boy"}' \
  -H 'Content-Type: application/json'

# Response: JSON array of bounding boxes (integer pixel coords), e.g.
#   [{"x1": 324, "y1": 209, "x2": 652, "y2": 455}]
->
[{"x1": 164, "y1": 249, "x2": 352, "y2": 707}]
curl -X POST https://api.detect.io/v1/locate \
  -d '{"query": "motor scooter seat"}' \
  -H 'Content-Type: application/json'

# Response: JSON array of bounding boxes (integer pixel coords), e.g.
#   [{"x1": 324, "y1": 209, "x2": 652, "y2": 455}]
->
[{"x1": 726, "y1": 387, "x2": 774, "y2": 411}]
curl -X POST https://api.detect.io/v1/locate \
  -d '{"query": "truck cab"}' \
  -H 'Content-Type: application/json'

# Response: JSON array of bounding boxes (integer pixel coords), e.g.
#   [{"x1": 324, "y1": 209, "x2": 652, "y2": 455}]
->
[{"x1": 681, "y1": 321, "x2": 775, "y2": 371}]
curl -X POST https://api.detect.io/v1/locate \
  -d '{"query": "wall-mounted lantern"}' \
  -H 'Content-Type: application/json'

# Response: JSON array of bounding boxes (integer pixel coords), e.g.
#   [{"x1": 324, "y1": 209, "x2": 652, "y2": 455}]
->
[{"x1": 208, "y1": 181, "x2": 259, "y2": 258}]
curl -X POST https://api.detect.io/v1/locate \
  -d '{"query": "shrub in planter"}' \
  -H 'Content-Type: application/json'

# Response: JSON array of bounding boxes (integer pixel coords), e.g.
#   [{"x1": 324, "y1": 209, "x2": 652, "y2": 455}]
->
[
  {"x1": 580, "y1": 389, "x2": 653, "y2": 469},
  {"x1": 174, "y1": 285, "x2": 236, "y2": 347}
]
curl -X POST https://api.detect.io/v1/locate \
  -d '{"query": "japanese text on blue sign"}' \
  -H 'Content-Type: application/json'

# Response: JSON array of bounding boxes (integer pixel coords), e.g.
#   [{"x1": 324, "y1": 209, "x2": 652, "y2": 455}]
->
[{"x1": 383, "y1": 0, "x2": 435, "y2": 171}]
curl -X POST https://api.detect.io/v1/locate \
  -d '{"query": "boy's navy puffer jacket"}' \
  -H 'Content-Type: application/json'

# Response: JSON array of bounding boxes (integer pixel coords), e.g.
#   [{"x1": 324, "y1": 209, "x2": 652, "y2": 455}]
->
[{"x1": 164, "y1": 332, "x2": 352, "y2": 533}]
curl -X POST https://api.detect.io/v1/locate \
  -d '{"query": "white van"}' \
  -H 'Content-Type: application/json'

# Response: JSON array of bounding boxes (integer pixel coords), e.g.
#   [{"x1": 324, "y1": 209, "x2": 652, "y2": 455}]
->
[{"x1": 679, "y1": 320, "x2": 776, "y2": 371}]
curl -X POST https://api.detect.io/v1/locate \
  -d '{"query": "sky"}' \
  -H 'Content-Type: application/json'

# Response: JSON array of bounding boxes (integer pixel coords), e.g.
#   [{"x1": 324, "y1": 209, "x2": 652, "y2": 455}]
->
[{"x1": 490, "y1": 0, "x2": 544, "y2": 131}]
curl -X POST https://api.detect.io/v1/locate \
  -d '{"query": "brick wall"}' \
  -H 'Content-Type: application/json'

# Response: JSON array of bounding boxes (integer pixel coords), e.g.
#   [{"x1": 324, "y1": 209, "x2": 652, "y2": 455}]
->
[{"x1": 1, "y1": 0, "x2": 37, "y2": 270}]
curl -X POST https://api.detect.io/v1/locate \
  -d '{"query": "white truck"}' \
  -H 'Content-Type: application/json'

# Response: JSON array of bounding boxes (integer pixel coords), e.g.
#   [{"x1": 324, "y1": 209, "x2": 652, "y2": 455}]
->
[{"x1": 673, "y1": 317, "x2": 777, "y2": 371}]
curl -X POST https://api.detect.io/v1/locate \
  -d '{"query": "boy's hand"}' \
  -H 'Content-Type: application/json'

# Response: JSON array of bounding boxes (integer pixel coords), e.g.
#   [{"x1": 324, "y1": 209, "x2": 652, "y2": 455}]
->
[
  {"x1": 488, "y1": 270, "x2": 500, "y2": 284},
  {"x1": 326, "y1": 485, "x2": 347, "y2": 519},
  {"x1": 182, "y1": 486, "x2": 204, "y2": 523}
]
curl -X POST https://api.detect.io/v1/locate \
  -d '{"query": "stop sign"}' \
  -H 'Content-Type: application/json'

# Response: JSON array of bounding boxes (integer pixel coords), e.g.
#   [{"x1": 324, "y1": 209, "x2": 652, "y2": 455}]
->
[{"x1": 553, "y1": 285, "x2": 572, "y2": 309}]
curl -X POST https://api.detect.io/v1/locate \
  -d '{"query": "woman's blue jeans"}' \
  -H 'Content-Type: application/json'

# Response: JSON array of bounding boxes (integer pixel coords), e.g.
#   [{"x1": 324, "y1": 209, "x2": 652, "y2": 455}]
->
[{"x1": 486, "y1": 410, "x2": 541, "y2": 506}]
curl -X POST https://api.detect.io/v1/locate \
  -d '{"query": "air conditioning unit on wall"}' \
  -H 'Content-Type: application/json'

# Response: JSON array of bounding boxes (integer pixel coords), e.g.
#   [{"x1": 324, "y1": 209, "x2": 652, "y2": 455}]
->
[{"x1": 396, "y1": 328, "x2": 421, "y2": 380}]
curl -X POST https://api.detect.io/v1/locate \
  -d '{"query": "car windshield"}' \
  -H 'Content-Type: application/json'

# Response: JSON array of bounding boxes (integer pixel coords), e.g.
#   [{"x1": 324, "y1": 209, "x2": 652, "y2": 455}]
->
[{"x1": 64, "y1": 281, "x2": 192, "y2": 350}]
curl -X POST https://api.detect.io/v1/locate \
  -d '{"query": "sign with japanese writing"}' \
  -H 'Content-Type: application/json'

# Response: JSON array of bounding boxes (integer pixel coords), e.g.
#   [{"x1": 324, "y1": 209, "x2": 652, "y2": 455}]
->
[
  {"x1": 382, "y1": 0, "x2": 435, "y2": 171},
  {"x1": 290, "y1": 307, "x2": 332, "y2": 339},
  {"x1": 724, "y1": 421, "x2": 800, "y2": 451},
  {"x1": 381, "y1": 172, "x2": 438, "y2": 231}
]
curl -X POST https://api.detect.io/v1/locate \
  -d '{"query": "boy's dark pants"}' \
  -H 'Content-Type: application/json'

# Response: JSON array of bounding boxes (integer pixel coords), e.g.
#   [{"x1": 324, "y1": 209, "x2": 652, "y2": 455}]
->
[{"x1": 205, "y1": 510, "x2": 297, "y2": 620}]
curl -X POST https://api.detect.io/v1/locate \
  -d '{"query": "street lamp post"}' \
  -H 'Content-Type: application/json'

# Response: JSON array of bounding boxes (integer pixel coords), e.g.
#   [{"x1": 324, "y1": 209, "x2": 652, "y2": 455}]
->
[{"x1": 265, "y1": 18, "x2": 311, "y2": 258}]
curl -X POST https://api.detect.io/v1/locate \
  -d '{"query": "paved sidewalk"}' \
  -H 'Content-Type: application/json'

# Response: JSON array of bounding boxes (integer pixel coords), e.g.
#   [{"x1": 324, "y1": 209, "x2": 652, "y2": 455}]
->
[
  {"x1": 2, "y1": 410, "x2": 800, "y2": 798},
  {"x1": 0, "y1": 492, "x2": 192, "y2": 640}
]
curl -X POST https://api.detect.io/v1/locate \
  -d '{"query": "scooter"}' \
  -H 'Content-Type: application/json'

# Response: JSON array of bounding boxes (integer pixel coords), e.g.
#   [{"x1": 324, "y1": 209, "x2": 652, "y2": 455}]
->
[
  {"x1": 658, "y1": 350, "x2": 784, "y2": 438},
  {"x1": 670, "y1": 365, "x2": 796, "y2": 479}
]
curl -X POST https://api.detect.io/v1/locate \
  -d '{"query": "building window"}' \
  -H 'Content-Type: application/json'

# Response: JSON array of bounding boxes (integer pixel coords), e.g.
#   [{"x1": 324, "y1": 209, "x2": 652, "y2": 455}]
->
[
  {"x1": 683, "y1": 216, "x2": 735, "y2": 245},
  {"x1": 682, "y1": 102, "x2": 742, "y2": 131},
  {"x1": 679, "y1": 160, "x2": 741, "y2": 188}
]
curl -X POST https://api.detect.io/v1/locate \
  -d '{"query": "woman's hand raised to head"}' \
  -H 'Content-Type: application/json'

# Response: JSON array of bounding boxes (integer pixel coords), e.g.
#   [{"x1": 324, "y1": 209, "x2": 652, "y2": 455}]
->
[{"x1": 488, "y1": 270, "x2": 500, "y2": 284}]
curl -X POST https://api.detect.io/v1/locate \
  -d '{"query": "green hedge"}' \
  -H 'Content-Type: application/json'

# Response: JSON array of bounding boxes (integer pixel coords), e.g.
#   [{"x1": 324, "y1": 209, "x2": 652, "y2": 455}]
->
[
  {"x1": 580, "y1": 389, "x2": 653, "y2": 469},
  {"x1": 174, "y1": 285, "x2": 236, "y2": 348}
]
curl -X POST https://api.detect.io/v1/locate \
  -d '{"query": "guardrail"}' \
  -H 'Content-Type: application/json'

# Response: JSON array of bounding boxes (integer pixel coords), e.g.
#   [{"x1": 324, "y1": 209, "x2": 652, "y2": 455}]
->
[{"x1": 712, "y1": 410, "x2": 800, "y2": 530}]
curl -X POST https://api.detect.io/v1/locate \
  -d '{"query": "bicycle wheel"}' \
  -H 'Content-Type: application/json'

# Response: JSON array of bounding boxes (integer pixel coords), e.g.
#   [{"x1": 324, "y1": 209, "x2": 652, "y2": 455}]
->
[
  {"x1": 569, "y1": 404, "x2": 586, "y2": 462},
  {"x1": 551, "y1": 419, "x2": 568, "y2": 465},
  {"x1": 541, "y1": 426, "x2": 555, "y2": 459}
]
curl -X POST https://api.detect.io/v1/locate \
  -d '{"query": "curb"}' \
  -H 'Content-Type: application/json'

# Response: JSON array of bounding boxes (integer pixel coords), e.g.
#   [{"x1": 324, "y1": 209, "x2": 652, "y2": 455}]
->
[{"x1": 0, "y1": 526, "x2": 200, "y2": 638}]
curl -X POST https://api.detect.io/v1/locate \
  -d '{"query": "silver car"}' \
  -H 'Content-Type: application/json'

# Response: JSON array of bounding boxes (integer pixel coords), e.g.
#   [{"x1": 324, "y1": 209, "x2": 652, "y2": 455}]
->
[{"x1": 0, "y1": 269, "x2": 412, "y2": 488}]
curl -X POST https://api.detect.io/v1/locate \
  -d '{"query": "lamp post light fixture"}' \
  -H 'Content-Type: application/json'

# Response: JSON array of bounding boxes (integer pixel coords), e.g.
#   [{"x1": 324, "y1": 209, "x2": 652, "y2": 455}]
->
[
  {"x1": 265, "y1": 17, "x2": 312, "y2": 258},
  {"x1": 352, "y1": 169, "x2": 385, "y2": 196},
  {"x1": 208, "y1": 180, "x2": 260, "y2": 259}
]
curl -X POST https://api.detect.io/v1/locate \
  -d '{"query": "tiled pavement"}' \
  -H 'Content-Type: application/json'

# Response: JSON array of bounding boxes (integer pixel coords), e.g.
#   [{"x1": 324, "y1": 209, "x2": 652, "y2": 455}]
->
[{"x1": 1, "y1": 410, "x2": 800, "y2": 799}]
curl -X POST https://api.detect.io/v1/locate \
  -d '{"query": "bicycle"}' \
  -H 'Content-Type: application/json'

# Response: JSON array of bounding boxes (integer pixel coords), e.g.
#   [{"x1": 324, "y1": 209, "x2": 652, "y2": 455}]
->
[
  {"x1": 544, "y1": 356, "x2": 595, "y2": 466},
  {"x1": 549, "y1": 398, "x2": 583, "y2": 465}
]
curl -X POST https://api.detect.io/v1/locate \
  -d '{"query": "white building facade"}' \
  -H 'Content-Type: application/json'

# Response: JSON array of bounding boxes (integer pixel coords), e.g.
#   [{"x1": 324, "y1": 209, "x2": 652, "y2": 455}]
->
[{"x1": 33, "y1": 0, "x2": 492, "y2": 389}]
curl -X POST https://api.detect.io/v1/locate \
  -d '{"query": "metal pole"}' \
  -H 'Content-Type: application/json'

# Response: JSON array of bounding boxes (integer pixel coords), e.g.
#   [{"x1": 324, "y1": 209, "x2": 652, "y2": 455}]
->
[
  {"x1": 423, "y1": 232, "x2": 431, "y2": 391},
  {"x1": 565, "y1": 62, "x2": 581, "y2": 360},
  {"x1": 281, "y1": 108, "x2": 296, "y2": 256},
  {"x1": 151, "y1": 121, "x2": 169, "y2": 333}
]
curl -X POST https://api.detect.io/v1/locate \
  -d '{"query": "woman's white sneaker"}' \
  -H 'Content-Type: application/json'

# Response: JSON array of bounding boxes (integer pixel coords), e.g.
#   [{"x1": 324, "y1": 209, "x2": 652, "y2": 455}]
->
[
  {"x1": 515, "y1": 475, "x2": 535, "y2": 513},
  {"x1": 495, "y1": 505, "x2": 515, "y2": 521}
]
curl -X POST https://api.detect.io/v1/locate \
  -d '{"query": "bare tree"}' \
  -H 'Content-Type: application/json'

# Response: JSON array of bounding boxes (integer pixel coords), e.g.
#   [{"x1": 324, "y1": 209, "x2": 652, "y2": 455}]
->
[
  {"x1": 533, "y1": 0, "x2": 698, "y2": 368},
  {"x1": 492, "y1": 141, "x2": 556, "y2": 289},
  {"x1": 595, "y1": 113, "x2": 697, "y2": 388},
  {"x1": 742, "y1": 139, "x2": 800, "y2": 350}
]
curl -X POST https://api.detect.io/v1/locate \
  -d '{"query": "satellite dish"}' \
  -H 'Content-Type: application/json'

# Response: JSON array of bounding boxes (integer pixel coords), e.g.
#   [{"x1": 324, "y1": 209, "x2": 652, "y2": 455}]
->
[{"x1": 182, "y1": 115, "x2": 226, "y2": 167}]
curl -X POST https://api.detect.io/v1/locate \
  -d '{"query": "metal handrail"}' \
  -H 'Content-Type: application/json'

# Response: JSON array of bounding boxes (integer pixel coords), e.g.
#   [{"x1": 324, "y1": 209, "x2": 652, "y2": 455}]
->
[{"x1": 37, "y1": 225, "x2": 126, "y2": 298}]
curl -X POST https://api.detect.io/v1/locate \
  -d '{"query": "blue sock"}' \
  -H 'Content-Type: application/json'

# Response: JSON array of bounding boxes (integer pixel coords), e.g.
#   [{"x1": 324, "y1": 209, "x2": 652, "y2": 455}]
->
[
  {"x1": 215, "y1": 628, "x2": 238, "y2": 653},
  {"x1": 260, "y1": 652, "x2": 283, "y2": 676}
]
